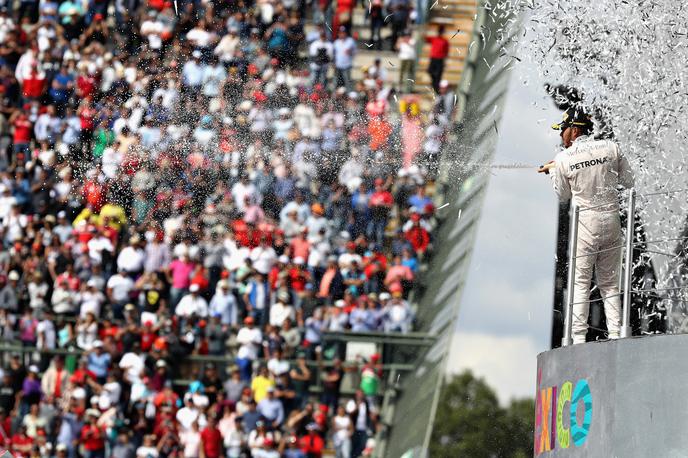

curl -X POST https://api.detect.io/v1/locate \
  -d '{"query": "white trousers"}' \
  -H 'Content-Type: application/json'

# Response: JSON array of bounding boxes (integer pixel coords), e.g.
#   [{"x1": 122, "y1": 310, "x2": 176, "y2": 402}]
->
[{"x1": 572, "y1": 210, "x2": 622, "y2": 344}]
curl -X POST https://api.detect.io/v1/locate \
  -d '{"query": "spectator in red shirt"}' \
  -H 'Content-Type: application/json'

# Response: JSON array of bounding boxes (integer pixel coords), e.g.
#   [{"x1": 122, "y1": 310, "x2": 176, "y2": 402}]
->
[
  {"x1": 82, "y1": 173, "x2": 106, "y2": 212},
  {"x1": 55, "y1": 263, "x2": 81, "y2": 291},
  {"x1": 0, "y1": 408, "x2": 11, "y2": 448},
  {"x1": 76, "y1": 70, "x2": 97, "y2": 100},
  {"x1": 9, "y1": 110, "x2": 32, "y2": 164},
  {"x1": 80, "y1": 411, "x2": 106, "y2": 458},
  {"x1": 77, "y1": 99, "x2": 97, "y2": 153},
  {"x1": 200, "y1": 415, "x2": 223, "y2": 458},
  {"x1": 289, "y1": 259, "x2": 312, "y2": 309},
  {"x1": 21, "y1": 63, "x2": 45, "y2": 100},
  {"x1": 10, "y1": 424, "x2": 34, "y2": 458},
  {"x1": 404, "y1": 215, "x2": 431, "y2": 256},
  {"x1": 425, "y1": 26, "x2": 450, "y2": 93},
  {"x1": 368, "y1": 178, "x2": 394, "y2": 246},
  {"x1": 299, "y1": 423, "x2": 325, "y2": 458}
]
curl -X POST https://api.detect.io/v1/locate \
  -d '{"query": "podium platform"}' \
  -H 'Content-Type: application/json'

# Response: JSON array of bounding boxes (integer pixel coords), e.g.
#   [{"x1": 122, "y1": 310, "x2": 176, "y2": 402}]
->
[{"x1": 535, "y1": 334, "x2": 688, "y2": 457}]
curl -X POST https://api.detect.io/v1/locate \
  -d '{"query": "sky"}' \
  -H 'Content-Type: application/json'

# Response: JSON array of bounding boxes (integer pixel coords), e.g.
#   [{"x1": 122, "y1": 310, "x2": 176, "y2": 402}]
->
[{"x1": 445, "y1": 60, "x2": 564, "y2": 404}]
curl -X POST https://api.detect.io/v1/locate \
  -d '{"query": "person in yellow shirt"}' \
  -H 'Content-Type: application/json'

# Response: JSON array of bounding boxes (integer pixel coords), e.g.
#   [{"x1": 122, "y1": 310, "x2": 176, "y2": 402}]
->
[
  {"x1": 251, "y1": 365, "x2": 275, "y2": 403},
  {"x1": 99, "y1": 201, "x2": 127, "y2": 231},
  {"x1": 72, "y1": 207, "x2": 98, "y2": 227}
]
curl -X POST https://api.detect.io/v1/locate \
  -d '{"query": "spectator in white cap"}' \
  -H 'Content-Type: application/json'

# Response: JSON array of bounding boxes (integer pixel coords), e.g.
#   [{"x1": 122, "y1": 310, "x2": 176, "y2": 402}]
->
[
  {"x1": 182, "y1": 50, "x2": 204, "y2": 94},
  {"x1": 1, "y1": 272, "x2": 19, "y2": 312},
  {"x1": 270, "y1": 289, "x2": 295, "y2": 328},
  {"x1": 86, "y1": 227, "x2": 115, "y2": 267},
  {"x1": 0, "y1": 185, "x2": 16, "y2": 222},
  {"x1": 257, "y1": 386, "x2": 284, "y2": 428},
  {"x1": 383, "y1": 293, "x2": 414, "y2": 333},
  {"x1": 35, "y1": 310, "x2": 56, "y2": 364},
  {"x1": 27, "y1": 271, "x2": 49, "y2": 310},
  {"x1": 209, "y1": 279, "x2": 238, "y2": 327},
  {"x1": 281, "y1": 208, "x2": 303, "y2": 240},
  {"x1": 53, "y1": 211, "x2": 73, "y2": 243},
  {"x1": 434, "y1": 79, "x2": 457, "y2": 126},
  {"x1": 273, "y1": 107, "x2": 295, "y2": 142},
  {"x1": 87, "y1": 340, "x2": 111, "y2": 384},
  {"x1": 327, "y1": 300, "x2": 349, "y2": 332},
  {"x1": 78, "y1": 279, "x2": 106, "y2": 318},
  {"x1": 117, "y1": 234, "x2": 146, "y2": 276},
  {"x1": 250, "y1": 236, "x2": 277, "y2": 275},
  {"x1": 176, "y1": 283, "x2": 209, "y2": 320},
  {"x1": 106, "y1": 269, "x2": 135, "y2": 320},
  {"x1": 76, "y1": 312, "x2": 99, "y2": 350},
  {"x1": 51, "y1": 277, "x2": 75, "y2": 315},
  {"x1": 280, "y1": 190, "x2": 311, "y2": 226}
]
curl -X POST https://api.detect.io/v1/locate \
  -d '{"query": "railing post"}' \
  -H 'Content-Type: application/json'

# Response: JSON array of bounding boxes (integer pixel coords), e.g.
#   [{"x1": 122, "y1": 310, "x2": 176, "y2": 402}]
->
[
  {"x1": 563, "y1": 204, "x2": 580, "y2": 347},
  {"x1": 621, "y1": 188, "x2": 636, "y2": 338}
]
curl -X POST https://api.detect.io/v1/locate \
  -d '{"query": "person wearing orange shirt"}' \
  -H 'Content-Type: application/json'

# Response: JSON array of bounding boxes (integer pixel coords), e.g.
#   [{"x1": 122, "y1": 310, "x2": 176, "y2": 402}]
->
[
  {"x1": 368, "y1": 115, "x2": 392, "y2": 152},
  {"x1": 289, "y1": 227, "x2": 311, "y2": 261}
]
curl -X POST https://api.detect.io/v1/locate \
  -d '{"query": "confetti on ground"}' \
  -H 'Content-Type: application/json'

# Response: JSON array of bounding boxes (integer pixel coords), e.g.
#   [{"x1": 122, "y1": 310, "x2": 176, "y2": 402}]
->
[{"x1": 437, "y1": 203, "x2": 450, "y2": 210}]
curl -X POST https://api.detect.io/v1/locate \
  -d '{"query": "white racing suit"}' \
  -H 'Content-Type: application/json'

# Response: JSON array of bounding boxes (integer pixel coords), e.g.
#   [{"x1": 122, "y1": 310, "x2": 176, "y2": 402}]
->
[{"x1": 550, "y1": 136, "x2": 635, "y2": 344}]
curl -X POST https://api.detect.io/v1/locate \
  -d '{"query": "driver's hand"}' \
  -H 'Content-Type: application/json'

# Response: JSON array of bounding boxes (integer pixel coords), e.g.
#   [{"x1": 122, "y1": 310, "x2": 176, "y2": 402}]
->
[{"x1": 538, "y1": 161, "x2": 555, "y2": 174}]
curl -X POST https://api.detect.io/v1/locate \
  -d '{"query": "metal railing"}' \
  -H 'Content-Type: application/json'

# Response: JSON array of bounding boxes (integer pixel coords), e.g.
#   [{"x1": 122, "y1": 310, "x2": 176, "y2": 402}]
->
[
  {"x1": 561, "y1": 187, "x2": 688, "y2": 346},
  {"x1": 0, "y1": 343, "x2": 415, "y2": 397}
]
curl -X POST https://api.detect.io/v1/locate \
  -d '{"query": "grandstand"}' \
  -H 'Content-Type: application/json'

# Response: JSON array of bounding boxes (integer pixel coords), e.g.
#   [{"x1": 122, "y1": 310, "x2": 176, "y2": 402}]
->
[{"x1": 0, "y1": 0, "x2": 519, "y2": 456}]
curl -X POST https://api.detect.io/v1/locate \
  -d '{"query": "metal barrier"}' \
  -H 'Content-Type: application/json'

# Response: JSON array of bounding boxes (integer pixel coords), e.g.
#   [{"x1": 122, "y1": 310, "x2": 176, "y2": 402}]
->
[
  {"x1": 562, "y1": 187, "x2": 688, "y2": 346},
  {"x1": 562, "y1": 204, "x2": 579, "y2": 346},
  {"x1": 0, "y1": 343, "x2": 415, "y2": 397}
]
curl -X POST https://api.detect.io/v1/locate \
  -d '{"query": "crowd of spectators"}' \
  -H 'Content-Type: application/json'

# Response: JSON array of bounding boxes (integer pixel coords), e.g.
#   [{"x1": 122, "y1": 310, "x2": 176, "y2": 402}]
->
[{"x1": 0, "y1": 0, "x2": 457, "y2": 455}]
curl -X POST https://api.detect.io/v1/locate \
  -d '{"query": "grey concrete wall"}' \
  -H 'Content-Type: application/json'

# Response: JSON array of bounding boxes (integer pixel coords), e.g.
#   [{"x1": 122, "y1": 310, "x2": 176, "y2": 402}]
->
[{"x1": 535, "y1": 335, "x2": 688, "y2": 457}]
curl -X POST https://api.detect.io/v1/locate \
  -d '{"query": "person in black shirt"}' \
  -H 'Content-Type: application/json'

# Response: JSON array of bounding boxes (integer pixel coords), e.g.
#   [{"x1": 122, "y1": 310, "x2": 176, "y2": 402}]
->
[
  {"x1": 275, "y1": 373, "x2": 298, "y2": 417},
  {"x1": 290, "y1": 353, "x2": 311, "y2": 409},
  {"x1": 7, "y1": 353, "x2": 26, "y2": 393},
  {"x1": 200, "y1": 363, "x2": 223, "y2": 406},
  {"x1": 320, "y1": 358, "x2": 343, "y2": 413},
  {"x1": 0, "y1": 373, "x2": 17, "y2": 413}
]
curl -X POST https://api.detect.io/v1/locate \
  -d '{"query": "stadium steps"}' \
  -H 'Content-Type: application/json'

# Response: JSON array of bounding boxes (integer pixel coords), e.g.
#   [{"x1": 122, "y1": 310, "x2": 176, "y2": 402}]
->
[
  {"x1": 413, "y1": 0, "x2": 478, "y2": 97},
  {"x1": 350, "y1": 8, "x2": 402, "y2": 83}
]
